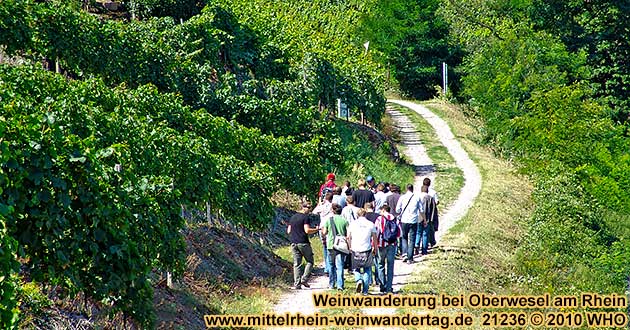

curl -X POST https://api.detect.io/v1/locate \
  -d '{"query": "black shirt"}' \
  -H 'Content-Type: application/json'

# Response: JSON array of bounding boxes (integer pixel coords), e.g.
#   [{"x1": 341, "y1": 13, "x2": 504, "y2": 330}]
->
[
  {"x1": 365, "y1": 212, "x2": 380, "y2": 223},
  {"x1": 352, "y1": 189, "x2": 375, "y2": 210},
  {"x1": 289, "y1": 213, "x2": 310, "y2": 244}
]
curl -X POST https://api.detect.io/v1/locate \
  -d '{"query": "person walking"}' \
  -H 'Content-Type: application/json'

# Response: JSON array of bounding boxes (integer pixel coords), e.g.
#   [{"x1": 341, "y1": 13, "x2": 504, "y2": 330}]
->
[
  {"x1": 341, "y1": 180, "x2": 352, "y2": 196},
  {"x1": 375, "y1": 205, "x2": 400, "y2": 293},
  {"x1": 363, "y1": 202, "x2": 381, "y2": 287},
  {"x1": 414, "y1": 186, "x2": 431, "y2": 256},
  {"x1": 287, "y1": 202, "x2": 320, "y2": 289},
  {"x1": 364, "y1": 203, "x2": 380, "y2": 223},
  {"x1": 341, "y1": 195, "x2": 359, "y2": 223},
  {"x1": 385, "y1": 184, "x2": 403, "y2": 256},
  {"x1": 366, "y1": 175, "x2": 377, "y2": 193},
  {"x1": 322, "y1": 204, "x2": 349, "y2": 290},
  {"x1": 347, "y1": 208, "x2": 378, "y2": 295},
  {"x1": 395, "y1": 184, "x2": 425, "y2": 264},
  {"x1": 332, "y1": 186, "x2": 347, "y2": 209},
  {"x1": 373, "y1": 183, "x2": 387, "y2": 211},
  {"x1": 423, "y1": 178, "x2": 439, "y2": 248},
  {"x1": 318, "y1": 173, "x2": 337, "y2": 200},
  {"x1": 385, "y1": 184, "x2": 402, "y2": 218},
  {"x1": 352, "y1": 179, "x2": 375, "y2": 212},
  {"x1": 313, "y1": 192, "x2": 334, "y2": 275}
]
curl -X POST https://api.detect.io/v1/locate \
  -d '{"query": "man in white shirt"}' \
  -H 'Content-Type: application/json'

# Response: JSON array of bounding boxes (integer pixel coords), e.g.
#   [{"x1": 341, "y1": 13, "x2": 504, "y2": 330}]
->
[
  {"x1": 341, "y1": 195, "x2": 359, "y2": 223},
  {"x1": 395, "y1": 184, "x2": 425, "y2": 264},
  {"x1": 347, "y1": 208, "x2": 378, "y2": 295}
]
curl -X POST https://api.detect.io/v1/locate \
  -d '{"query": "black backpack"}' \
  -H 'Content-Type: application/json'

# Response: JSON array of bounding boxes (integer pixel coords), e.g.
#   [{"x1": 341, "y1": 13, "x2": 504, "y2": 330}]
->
[
  {"x1": 381, "y1": 215, "x2": 399, "y2": 244},
  {"x1": 320, "y1": 186, "x2": 334, "y2": 201}
]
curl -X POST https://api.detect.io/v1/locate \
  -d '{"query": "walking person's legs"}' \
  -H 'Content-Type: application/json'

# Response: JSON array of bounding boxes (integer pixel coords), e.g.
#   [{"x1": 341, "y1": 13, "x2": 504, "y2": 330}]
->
[
  {"x1": 428, "y1": 222, "x2": 436, "y2": 247},
  {"x1": 291, "y1": 243, "x2": 304, "y2": 288},
  {"x1": 320, "y1": 231, "x2": 330, "y2": 274},
  {"x1": 419, "y1": 223, "x2": 429, "y2": 255},
  {"x1": 298, "y1": 243, "x2": 314, "y2": 286},
  {"x1": 335, "y1": 252, "x2": 345, "y2": 290},
  {"x1": 362, "y1": 266, "x2": 372, "y2": 294},
  {"x1": 327, "y1": 249, "x2": 336, "y2": 289},
  {"x1": 401, "y1": 223, "x2": 411, "y2": 260},
  {"x1": 385, "y1": 244, "x2": 396, "y2": 292},
  {"x1": 373, "y1": 252, "x2": 381, "y2": 288},
  {"x1": 353, "y1": 265, "x2": 371, "y2": 294},
  {"x1": 407, "y1": 223, "x2": 418, "y2": 262},
  {"x1": 377, "y1": 247, "x2": 387, "y2": 293},
  {"x1": 414, "y1": 224, "x2": 421, "y2": 253}
]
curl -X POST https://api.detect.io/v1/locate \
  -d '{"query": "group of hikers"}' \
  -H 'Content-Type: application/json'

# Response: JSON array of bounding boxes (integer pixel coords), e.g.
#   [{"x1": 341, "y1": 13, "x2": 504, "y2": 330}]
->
[{"x1": 286, "y1": 173, "x2": 439, "y2": 295}]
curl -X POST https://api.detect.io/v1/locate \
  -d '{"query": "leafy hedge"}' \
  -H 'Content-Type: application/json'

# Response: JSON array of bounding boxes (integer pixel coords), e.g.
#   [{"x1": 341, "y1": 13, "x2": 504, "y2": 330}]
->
[
  {"x1": 443, "y1": 0, "x2": 630, "y2": 294},
  {"x1": 0, "y1": 2, "x2": 317, "y2": 132},
  {"x1": 0, "y1": 64, "x2": 326, "y2": 326},
  {"x1": 0, "y1": 217, "x2": 19, "y2": 329},
  {"x1": 123, "y1": 0, "x2": 204, "y2": 20},
  {"x1": 0, "y1": 0, "x2": 387, "y2": 128}
]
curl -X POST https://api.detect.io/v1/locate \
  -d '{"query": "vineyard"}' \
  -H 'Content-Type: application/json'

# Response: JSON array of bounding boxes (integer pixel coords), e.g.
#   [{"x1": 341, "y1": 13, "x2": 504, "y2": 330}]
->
[{"x1": 0, "y1": 0, "x2": 394, "y2": 327}]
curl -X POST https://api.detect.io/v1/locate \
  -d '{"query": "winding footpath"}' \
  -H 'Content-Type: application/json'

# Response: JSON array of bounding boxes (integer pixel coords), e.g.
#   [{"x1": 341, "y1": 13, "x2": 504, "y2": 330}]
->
[
  {"x1": 273, "y1": 100, "x2": 481, "y2": 327},
  {"x1": 388, "y1": 100, "x2": 482, "y2": 244}
]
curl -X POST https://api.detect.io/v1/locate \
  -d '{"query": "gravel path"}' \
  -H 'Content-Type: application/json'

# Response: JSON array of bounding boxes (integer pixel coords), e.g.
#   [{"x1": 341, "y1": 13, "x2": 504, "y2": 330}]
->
[
  {"x1": 388, "y1": 99, "x2": 482, "y2": 244},
  {"x1": 272, "y1": 100, "x2": 481, "y2": 327}
]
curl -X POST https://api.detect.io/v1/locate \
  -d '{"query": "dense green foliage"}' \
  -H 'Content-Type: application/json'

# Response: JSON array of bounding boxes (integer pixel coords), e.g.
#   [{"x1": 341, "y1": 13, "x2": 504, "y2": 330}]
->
[
  {"x1": 210, "y1": 0, "x2": 387, "y2": 125},
  {"x1": 348, "y1": 0, "x2": 464, "y2": 99},
  {"x1": 529, "y1": 0, "x2": 630, "y2": 123},
  {"x1": 0, "y1": 64, "x2": 306, "y2": 325},
  {"x1": 443, "y1": 0, "x2": 630, "y2": 294},
  {"x1": 384, "y1": 0, "x2": 464, "y2": 99},
  {"x1": 124, "y1": 0, "x2": 204, "y2": 20},
  {"x1": 1, "y1": 1, "x2": 339, "y2": 140}
]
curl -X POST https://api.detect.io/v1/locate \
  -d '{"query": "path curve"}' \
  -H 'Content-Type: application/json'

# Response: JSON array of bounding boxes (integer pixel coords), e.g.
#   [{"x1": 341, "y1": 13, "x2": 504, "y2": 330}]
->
[
  {"x1": 272, "y1": 100, "x2": 482, "y2": 326},
  {"x1": 388, "y1": 99, "x2": 482, "y2": 243}
]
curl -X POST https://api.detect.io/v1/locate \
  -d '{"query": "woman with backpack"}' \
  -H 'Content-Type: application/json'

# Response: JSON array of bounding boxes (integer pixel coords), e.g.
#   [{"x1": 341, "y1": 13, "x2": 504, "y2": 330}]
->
[{"x1": 318, "y1": 173, "x2": 337, "y2": 201}]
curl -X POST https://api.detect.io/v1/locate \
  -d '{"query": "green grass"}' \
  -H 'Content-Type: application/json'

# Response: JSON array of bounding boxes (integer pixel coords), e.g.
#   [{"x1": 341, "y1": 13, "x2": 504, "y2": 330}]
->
[
  {"x1": 275, "y1": 233, "x2": 324, "y2": 267},
  {"x1": 334, "y1": 121, "x2": 415, "y2": 188},
  {"x1": 387, "y1": 102, "x2": 464, "y2": 209},
  {"x1": 399, "y1": 100, "x2": 534, "y2": 324}
]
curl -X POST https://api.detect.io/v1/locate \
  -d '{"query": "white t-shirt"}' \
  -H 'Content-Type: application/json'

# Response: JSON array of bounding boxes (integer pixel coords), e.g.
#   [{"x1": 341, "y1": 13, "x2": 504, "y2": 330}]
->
[
  {"x1": 348, "y1": 216, "x2": 377, "y2": 252},
  {"x1": 313, "y1": 201, "x2": 333, "y2": 227},
  {"x1": 341, "y1": 205, "x2": 359, "y2": 222},
  {"x1": 373, "y1": 191, "x2": 387, "y2": 211}
]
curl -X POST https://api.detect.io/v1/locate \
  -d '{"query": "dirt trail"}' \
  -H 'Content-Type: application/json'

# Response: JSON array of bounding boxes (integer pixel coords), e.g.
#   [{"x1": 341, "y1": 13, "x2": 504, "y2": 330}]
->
[
  {"x1": 388, "y1": 100, "x2": 482, "y2": 243},
  {"x1": 272, "y1": 100, "x2": 481, "y2": 327}
]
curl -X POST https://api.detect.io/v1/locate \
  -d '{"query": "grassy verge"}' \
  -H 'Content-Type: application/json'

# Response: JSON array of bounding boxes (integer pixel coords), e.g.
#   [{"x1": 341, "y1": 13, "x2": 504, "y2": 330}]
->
[
  {"x1": 386, "y1": 102, "x2": 464, "y2": 209},
  {"x1": 403, "y1": 99, "x2": 534, "y2": 306},
  {"x1": 334, "y1": 120, "x2": 415, "y2": 189}
]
